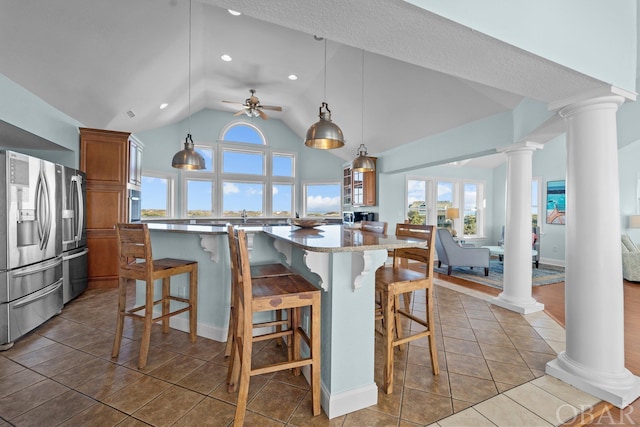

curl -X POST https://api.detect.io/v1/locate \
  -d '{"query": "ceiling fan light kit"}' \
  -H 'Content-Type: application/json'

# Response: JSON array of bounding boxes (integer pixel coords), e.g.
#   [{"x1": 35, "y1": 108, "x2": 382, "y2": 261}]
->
[
  {"x1": 223, "y1": 89, "x2": 282, "y2": 120},
  {"x1": 172, "y1": 0, "x2": 205, "y2": 170}
]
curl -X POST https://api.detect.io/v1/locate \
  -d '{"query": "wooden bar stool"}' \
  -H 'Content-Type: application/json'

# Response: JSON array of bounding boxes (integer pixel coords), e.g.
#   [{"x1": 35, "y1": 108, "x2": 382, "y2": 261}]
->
[
  {"x1": 224, "y1": 224, "x2": 295, "y2": 357},
  {"x1": 226, "y1": 226, "x2": 321, "y2": 426},
  {"x1": 375, "y1": 223, "x2": 439, "y2": 394},
  {"x1": 112, "y1": 223, "x2": 198, "y2": 369}
]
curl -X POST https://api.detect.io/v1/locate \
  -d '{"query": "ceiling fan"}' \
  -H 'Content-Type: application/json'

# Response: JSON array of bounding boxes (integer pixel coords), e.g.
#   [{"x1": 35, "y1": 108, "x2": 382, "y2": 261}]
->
[{"x1": 222, "y1": 89, "x2": 282, "y2": 120}]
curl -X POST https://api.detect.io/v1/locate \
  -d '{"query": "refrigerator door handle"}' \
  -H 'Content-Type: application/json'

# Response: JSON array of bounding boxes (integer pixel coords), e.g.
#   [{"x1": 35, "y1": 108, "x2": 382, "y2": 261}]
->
[
  {"x1": 72, "y1": 175, "x2": 84, "y2": 243},
  {"x1": 62, "y1": 248, "x2": 88, "y2": 261},
  {"x1": 13, "y1": 279, "x2": 63, "y2": 309},
  {"x1": 11, "y1": 256, "x2": 62, "y2": 278},
  {"x1": 35, "y1": 166, "x2": 52, "y2": 250}
]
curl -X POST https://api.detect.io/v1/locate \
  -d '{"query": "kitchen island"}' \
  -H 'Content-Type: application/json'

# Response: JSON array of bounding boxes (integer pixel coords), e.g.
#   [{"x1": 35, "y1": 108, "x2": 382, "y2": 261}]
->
[{"x1": 146, "y1": 223, "x2": 428, "y2": 418}]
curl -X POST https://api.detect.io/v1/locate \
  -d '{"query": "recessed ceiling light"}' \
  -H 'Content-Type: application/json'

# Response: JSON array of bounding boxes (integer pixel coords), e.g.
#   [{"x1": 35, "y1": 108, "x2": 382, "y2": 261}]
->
[
  {"x1": 288, "y1": 74, "x2": 298, "y2": 81},
  {"x1": 160, "y1": 103, "x2": 168, "y2": 109},
  {"x1": 228, "y1": 9, "x2": 241, "y2": 16},
  {"x1": 221, "y1": 54, "x2": 232, "y2": 62}
]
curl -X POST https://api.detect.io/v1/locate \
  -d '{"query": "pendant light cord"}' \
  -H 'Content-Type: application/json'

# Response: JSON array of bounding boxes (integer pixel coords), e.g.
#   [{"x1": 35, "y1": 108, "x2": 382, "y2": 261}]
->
[
  {"x1": 323, "y1": 38, "x2": 327, "y2": 103},
  {"x1": 188, "y1": 0, "x2": 192, "y2": 135},
  {"x1": 361, "y1": 49, "x2": 364, "y2": 149}
]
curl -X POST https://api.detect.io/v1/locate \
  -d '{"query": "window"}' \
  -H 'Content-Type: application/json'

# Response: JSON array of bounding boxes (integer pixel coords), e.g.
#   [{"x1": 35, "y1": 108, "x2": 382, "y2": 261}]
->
[
  {"x1": 406, "y1": 176, "x2": 485, "y2": 238},
  {"x1": 173, "y1": 121, "x2": 297, "y2": 219},
  {"x1": 407, "y1": 179, "x2": 428, "y2": 224},
  {"x1": 194, "y1": 145, "x2": 214, "y2": 172},
  {"x1": 272, "y1": 183, "x2": 293, "y2": 217},
  {"x1": 222, "y1": 122, "x2": 265, "y2": 145},
  {"x1": 532, "y1": 176, "x2": 541, "y2": 227},
  {"x1": 463, "y1": 182, "x2": 478, "y2": 235},
  {"x1": 186, "y1": 178, "x2": 214, "y2": 217},
  {"x1": 141, "y1": 173, "x2": 174, "y2": 218},
  {"x1": 272, "y1": 153, "x2": 294, "y2": 177},
  {"x1": 437, "y1": 181, "x2": 455, "y2": 229},
  {"x1": 222, "y1": 149, "x2": 264, "y2": 175},
  {"x1": 303, "y1": 183, "x2": 341, "y2": 217},
  {"x1": 223, "y1": 181, "x2": 264, "y2": 217}
]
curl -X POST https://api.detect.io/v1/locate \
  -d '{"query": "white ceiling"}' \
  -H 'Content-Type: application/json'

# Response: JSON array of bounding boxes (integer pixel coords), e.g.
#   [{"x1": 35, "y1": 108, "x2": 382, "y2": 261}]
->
[{"x1": 0, "y1": 0, "x2": 608, "y2": 167}]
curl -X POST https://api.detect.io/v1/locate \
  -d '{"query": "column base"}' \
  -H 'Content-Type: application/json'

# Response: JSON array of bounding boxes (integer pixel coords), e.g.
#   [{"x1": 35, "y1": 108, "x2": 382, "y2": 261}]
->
[
  {"x1": 491, "y1": 294, "x2": 544, "y2": 314},
  {"x1": 546, "y1": 352, "x2": 640, "y2": 408},
  {"x1": 321, "y1": 381, "x2": 378, "y2": 419}
]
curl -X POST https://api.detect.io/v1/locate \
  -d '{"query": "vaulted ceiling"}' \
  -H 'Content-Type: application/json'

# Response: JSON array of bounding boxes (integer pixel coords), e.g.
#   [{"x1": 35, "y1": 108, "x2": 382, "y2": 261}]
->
[{"x1": 0, "y1": 0, "x2": 608, "y2": 165}]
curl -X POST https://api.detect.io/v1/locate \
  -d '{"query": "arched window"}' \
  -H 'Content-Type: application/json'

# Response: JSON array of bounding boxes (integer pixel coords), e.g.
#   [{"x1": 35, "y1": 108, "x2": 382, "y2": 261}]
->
[{"x1": 221, "y1": 122, "x2": 265, "y2": 145}]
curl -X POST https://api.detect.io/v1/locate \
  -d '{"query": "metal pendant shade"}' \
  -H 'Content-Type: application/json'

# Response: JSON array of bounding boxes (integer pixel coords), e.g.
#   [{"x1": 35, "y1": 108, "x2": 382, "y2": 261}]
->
[
  {"x1": 352, "y1": 144, "x2": 375, "y2": 172},
  {"x1": 305, "y1": 102, "x2": 344, "y2": 149},
  {"x1": 304, "y1": 37, "x2": 344, "y2": 149},
  {"x1": 172, "y1": 133, "x2": 205, "y2": 170},
  {"x1": 172, "y1": 0, "x2": 205, "y2": 170}
]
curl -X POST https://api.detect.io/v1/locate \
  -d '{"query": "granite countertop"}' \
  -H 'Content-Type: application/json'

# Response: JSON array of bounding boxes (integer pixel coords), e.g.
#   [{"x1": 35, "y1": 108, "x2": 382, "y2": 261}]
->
[{"x1": 147, "y1": 223, "x2": 428, "y2": 253}]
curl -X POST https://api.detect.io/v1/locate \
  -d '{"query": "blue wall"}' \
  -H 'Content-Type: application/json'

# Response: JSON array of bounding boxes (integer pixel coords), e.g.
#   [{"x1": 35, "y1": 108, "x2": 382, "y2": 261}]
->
[{"x1": 134, "y1": 108, "x2": 345, "y2": 216}]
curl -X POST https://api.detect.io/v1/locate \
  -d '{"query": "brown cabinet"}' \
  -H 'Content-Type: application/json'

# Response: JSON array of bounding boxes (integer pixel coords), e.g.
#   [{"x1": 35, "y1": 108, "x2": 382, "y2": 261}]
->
[
  {"x1": 80, "y1": 127, "x2": 131, "y2": 289},
  {"x1": 351, "y1": 158, "x2": 376, "y2": 207}
]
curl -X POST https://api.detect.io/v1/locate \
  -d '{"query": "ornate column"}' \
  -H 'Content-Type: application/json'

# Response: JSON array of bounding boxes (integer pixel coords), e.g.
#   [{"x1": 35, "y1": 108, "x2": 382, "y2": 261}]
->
[
  {"x1": 546, "y1": 94, "x2": 640, "y2": 408},
  {"x1": 492, "y1": 141, "x2": 544, "y2": 314}
]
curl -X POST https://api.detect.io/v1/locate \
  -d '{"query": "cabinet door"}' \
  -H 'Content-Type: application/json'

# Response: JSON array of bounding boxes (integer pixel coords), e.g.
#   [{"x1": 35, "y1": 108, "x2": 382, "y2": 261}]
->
[
  {"x1": 343, "y1": 167, "x2": 352, "y2": 206},
  {"x1": 129, "y1": 139, "x2": 143, "y2": 186},
  {"x1": 363, "y1": 170, "x2": 376, "y2": 206},
  {"x1": 352, "y1": 170, "x2": 364, "y2": 206},
  {"x1": 80, "y1": 128, "x2": 129, "y2": 185},
  {"x1": 352, "y1": 159, "x2": 376, "y2": 207}
]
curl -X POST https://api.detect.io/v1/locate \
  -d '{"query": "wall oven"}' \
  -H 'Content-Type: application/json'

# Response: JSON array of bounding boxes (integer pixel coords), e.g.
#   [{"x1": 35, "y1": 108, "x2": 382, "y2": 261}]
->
[{"x1": 129, "y1": 189, "x2": 141, "y2": 222}]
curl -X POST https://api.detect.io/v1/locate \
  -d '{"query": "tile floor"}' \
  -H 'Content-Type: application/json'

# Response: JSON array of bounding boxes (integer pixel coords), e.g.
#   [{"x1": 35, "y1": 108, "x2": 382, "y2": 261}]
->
[{"x1": 0, "y1": 278, "x2": 601, "y2": 426}]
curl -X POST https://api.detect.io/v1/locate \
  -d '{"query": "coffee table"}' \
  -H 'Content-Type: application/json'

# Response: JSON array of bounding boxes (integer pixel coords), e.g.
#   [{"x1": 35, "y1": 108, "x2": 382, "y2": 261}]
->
[{"x1": 481, "y1": 245, "x2": 538, "y2": 266}]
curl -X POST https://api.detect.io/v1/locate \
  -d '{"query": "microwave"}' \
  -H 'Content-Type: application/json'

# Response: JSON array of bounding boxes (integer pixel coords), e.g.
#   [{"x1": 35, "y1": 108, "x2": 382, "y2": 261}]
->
[{"x1": 343, "y1": 211, "x2": 374, "y2": 224}]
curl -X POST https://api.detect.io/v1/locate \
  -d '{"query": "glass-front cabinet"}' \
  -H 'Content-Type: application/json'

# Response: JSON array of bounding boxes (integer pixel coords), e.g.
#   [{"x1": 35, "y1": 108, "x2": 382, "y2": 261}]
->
[{"x1": 347, "y1": 158, "x2": 376, "y2": 207}]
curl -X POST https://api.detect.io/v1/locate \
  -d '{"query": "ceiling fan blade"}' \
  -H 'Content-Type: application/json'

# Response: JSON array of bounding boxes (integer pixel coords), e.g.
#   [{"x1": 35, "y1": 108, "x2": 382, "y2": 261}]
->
[
  {"x1": 258, "y1": 110, "x2": 269, "y2": 120},
  {"x1": 260, "y1": 105, "x2": 282, "y2": 111},
  {"x1": 233, "y1": 110, "x2": 245, "y2": 116},
  {"x1": 222, "y1": 100, "x2": 244, "y2": 105}
]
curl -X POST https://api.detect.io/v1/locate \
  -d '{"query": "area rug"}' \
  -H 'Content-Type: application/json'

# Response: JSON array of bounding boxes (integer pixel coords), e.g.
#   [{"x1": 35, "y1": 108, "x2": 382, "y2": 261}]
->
[{"x1": 433, "y1": 259, "x2": 564, "y2": 289}]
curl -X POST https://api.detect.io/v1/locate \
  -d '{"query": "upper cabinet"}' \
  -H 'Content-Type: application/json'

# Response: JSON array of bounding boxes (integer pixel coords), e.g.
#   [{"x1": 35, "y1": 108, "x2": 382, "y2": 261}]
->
[
  {"x1": 128, "y1": 137, "x2": 143, "y2": 188},
  {"x1": 343, "y1": 166, "x2": 352, "y2": 206},
  {"x1": 345, "y1": 158, "x2": 377, "y2": 207}
]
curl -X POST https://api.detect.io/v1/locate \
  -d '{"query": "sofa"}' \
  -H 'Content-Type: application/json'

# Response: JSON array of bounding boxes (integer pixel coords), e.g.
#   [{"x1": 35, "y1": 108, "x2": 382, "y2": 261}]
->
[
  {"x1": 621, "y1": 235, "x2": 640, "y2": 282},
  {"x1": 435, "y1": 228, "x2": 490, "y2": 276}
]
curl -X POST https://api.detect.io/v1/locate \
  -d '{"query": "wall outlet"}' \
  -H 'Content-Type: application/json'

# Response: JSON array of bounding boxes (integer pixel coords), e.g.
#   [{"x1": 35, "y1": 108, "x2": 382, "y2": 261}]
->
[{"x1": 178, "y1": 286, "x2": 186, "y2": 298}]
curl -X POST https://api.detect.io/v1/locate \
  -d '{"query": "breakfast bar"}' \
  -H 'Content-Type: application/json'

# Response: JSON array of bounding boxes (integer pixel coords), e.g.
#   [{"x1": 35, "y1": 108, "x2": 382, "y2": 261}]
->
[{"x1": 146, "y1": 223, "x2": 428, "y2": 418}]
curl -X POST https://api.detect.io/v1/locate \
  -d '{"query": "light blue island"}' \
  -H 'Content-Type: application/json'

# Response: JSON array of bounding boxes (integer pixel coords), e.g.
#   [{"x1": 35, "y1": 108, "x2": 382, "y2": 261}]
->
[{"x1": 146, "y1": 223, "x2": 427, "y2": 418}]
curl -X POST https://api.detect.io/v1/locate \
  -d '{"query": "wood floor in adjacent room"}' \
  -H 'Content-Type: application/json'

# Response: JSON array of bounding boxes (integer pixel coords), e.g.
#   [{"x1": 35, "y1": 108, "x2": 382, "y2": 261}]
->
[{"x1": 434, "y1": 270, "x2": 640, "y2": 426}]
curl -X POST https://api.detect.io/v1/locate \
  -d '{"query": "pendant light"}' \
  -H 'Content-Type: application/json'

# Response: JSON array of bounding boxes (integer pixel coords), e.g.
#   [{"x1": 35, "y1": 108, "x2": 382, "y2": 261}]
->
[
  {"x1": 172, "y1": 0, "x2": 205, "y2": 170},
  {"x1": 304, "y1": 37, "x2": 345, "y2": 149},
  {"x1": 352, "y1": 50, "x2": 375, "y2": 172}
]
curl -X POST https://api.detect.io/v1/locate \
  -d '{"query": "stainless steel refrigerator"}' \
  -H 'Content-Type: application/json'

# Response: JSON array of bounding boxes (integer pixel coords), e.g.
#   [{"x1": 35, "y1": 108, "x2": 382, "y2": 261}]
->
[
  {"x1": 0, "y1": 151, "x2": 63, "y2": 349},
  {"x1": 61, "y1": 166, "x2": 88, "y2": 304}
]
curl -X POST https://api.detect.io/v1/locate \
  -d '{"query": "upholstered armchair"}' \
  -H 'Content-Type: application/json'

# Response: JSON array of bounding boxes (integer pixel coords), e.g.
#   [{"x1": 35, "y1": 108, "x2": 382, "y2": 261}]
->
[
  {"x1": 435, "y1": 228, "x2": 490, "y2": 276},
  {"x1": 621, "y1": 235, "x2": 640, "y2": 282}
]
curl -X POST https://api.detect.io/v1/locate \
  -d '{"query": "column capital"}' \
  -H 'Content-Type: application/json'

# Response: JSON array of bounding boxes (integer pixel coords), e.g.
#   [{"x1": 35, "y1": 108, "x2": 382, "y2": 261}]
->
[
  {"x1": 548, "y1": 85, "x2": 634, "y2": 112},
  {"x1": 497, "y1": 141, "x2": 544, "y2": 155}
]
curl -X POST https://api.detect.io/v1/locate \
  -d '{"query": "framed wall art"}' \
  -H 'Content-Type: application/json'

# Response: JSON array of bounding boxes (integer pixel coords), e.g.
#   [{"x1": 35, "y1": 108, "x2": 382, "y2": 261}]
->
[{"x1": 546, "y1": 180, "x2": 566, "y2": 225}]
